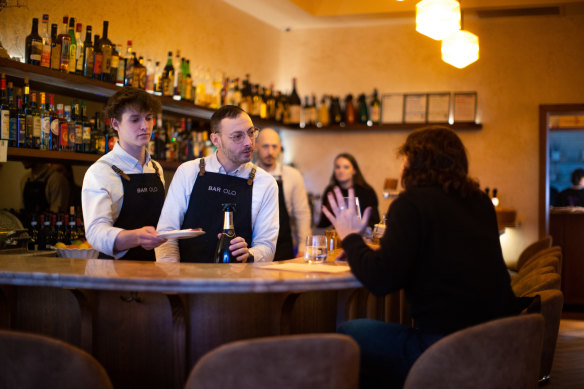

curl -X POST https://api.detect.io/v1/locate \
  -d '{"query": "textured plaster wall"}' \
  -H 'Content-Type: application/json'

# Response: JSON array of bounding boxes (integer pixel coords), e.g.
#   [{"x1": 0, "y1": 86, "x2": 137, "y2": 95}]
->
[{"x1": 276, "y1": 12, "x2": 584, "y2": 260}]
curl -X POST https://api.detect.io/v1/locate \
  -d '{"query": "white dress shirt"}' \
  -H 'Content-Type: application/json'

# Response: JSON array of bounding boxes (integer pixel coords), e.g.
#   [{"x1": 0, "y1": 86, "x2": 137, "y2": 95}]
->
[
  {"x1": 267, "y1": 162, "x2": 311, "y2": 253},
  {"x1": 82, "y1": 142, "x2": 165, "y2": 258},
  {"x1": 155, "y1": 152, "x2": 279, "y2": 263}
]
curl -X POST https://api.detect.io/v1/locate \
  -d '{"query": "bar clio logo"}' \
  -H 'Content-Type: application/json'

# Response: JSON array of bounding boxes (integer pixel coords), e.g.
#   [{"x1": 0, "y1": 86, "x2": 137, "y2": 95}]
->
[
  {"x1": 137, "y1": 187, "x2": 159, "y2": 193},
  {"x1": 208, "y1": 186, "x2": 237, "y2": 196}
]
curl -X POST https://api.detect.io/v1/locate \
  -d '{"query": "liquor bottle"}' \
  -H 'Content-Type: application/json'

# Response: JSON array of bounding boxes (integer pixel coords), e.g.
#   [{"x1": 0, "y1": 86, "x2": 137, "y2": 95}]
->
[
  {"x1": 109, "y1": 43, "x2": 119, "y2": 83},
  {"x1": 23, "y1": 79, "x2": 33, "y2": 148},
  {"x1": 287, "y1": 77, "x2": 301, "y2": 126},
  {"x1": 239, "y1": 75, "x2": 251, "y2": 113},
  {"x1": 161, "y1": 51, "x2": 174, "y2": 97},
  {"x1": 173, "y1": 50, "x2": 181, "y2": 96},
  {"x1": 302, "y1": 96, "x2": 311, "y2": 127},
  {"x1": 231, "y1": 78, "x2": 242, "y2": 107},
  {"x1": 318, "y1": 95, "x2": 330, "y2": 127},
  {"x1": 49, "y1": 23, "x2": 60, "y2": 70},
  {"x1": 30, "y1": 91, "x2": 41, "y2": 148},
  {"x1": 75, "y1": 22, "x2": 84, "y2": 75},
  {"x1": 184, "y1": 60, "x2": 193, "y2": 101},
  {"x1": 310, "y1": 94, "x2": 318, "y2": 126},
  {"x1": 73, "y1": 103, "x2": 83, "y2": 152},
  {"x1": 115, "y1": 44, "x2": 125, "y2": 86},
  {"x1": 265, "y1": 85, "x2": 275, "y2": 119},
  {"x1": 0, "y1": 74, "x2": 9, "y2": 143},
  {"x1": 49, "y1": 94, "x2": 59, "y2": 150},
  {"x1": 92, "y1": 34, "x2": 102, "y2": 80},
  {"x1": 124, "y1": 41, "x2": 134, "y2": 86},
  {"x1": 40, "y1": 14, "x2": 52, "y2": 68},
  {"x1": 25, "y1": 17, "x2": 43, "y2": 66},
  {"x1": 175, "y1": 57, "x2": 185, "y2": 99},
  {"x1": 345, "y1": 94, "x2": 355, "y2": 125},
  {"x1": 329, "y1": 96, "x2": 342, "y2": 125},
  {"x1": 68, "y1": 206, "x2": 79, "y2": 244},
  {"x1": 370, "y1": 89, "x2": 381, "y2": 124},
  {"x1": 39, "y1": 92, "x2": 50, "y2": 150},
  {"x1": 57, "y1": 103, "x2": 68, "y2": 151},
  {"x1": 82, "y1": 26, "x2": 93, "y2": 78},
  {"x1": 99, "y1": 21, "x2": 113, "y2": 82},
  {"x1": 214, "y1": 204, "x2": 237, "y2": 263},
  {"x1": 153, "y1": 60, "x2": 161, "y2": 95},
  {"x1": 66, "y1": 103, "x2": 76, "y2": 152},
  {"x1": 259, "y1": 86, "x2": 267, "y2": 119},
  {"x1": 57, "y1": 16, "x2": 71, "y2": 72},
  {"x1": 81, "y1": 101, "x2": 91, "y2": 153},
  {"x1": 28, "y1": 214, "x2": 39, "y2": 251},
  {"x1": 357, "y1": 94, "x2": 369, "y2": 124},
  {"x1": 8, "y1": 82, "x2": 18, "y2": 147},
  {"x1": 16, "y1": 91, "x2": 26, "y2": 148},
  {"x1": 67, "y1": 17, "x2": 77, "y2": 74},
  {"x1": 145, "y1": 58, "x2": 155, "y2": 93},
  {"x1": 252, "y1": 84, "x2": 262, "y2": 116},
  {"x1": 134, "y1": 56, "x2": 146, "y2": 89}
]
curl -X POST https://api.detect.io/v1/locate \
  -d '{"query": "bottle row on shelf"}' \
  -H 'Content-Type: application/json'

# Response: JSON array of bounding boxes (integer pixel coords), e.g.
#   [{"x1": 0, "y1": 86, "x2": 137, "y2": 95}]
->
[
  {"x1": 0, "y1": 73, "x2": 215, "y2": 162},
  {"x1": 21, "y1": 15, "x2": 385, "y2": 128},
  {"x1": 20, "y1": 206, "x2": 85, "y2": 251}
]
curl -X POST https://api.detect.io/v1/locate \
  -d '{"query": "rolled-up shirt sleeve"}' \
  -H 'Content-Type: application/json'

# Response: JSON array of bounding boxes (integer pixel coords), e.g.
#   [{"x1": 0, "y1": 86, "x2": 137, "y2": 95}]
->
[{"x1": 82, "y1": 164, "x2": 127, "y2": 259}]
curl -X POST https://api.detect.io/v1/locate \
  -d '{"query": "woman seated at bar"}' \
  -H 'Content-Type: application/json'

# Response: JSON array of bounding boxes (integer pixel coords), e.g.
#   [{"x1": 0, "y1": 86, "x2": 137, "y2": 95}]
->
[
  {"x1": 554, "y1": 168, "x2": 584, "y2": 207},
  {"x1": 317, "y1": 153, "x2": 380, "y2": 229},
  {"x1": 322, "y1": 126, "x2": 530, "y2": 389},
  {"x1": 82, "y1": 87, "x2": 167, "y2": 260}
]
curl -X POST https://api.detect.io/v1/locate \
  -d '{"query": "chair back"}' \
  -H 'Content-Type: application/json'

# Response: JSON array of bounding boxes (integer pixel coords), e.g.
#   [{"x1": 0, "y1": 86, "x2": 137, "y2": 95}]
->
[
  {"x1": 512, "y1": 272, "x2": 561, "y2": 297},
  {"x1": 184, "y1": 334, "x2": 360, "y2": 389},
  {"x1": 0, "y1": 329, "x2": 113, "y2": 389},
  {"x1": 518, "y1": 255, "x2": 560, "y2": 278},
  {"x1": 403, "y1": 314, "x2": 544, "y2": 389},
  {"x1": 515, "y1": 236, "x2": 553, "y2": 271}
]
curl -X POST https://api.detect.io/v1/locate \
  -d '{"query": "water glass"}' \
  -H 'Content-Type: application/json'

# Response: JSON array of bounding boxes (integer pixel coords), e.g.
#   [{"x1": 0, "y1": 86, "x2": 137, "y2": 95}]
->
[{"x1": 304, "y1": 235, "x2": 328, "y2": 264}]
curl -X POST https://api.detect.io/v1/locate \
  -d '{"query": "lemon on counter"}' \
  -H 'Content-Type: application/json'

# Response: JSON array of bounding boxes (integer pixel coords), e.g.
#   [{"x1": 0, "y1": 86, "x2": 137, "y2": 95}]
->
[{"x1": 55, "y1": 242, "x2": 67, "y2": 249}]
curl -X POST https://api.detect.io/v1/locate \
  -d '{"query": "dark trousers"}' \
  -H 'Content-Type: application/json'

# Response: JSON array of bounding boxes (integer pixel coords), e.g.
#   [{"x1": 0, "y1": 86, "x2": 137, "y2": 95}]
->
[{"x1": 338, "y1": 319, "x2": 444, "y2": 389}]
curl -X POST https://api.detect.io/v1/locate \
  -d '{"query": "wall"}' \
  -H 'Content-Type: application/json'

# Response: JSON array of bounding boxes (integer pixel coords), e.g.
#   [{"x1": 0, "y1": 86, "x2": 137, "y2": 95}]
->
[
  {"x1": 276, "y1": 10, "x2": 584, "y2": 260},
  {"x1": 2, "y1": 1, "x2": 584, "y2": 260}
]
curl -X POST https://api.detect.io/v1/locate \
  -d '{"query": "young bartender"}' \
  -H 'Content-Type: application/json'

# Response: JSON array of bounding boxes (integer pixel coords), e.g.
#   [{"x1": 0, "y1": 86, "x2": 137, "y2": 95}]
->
[{"x1": 82, "y1": 86, "x2": 167, "y2": 260}]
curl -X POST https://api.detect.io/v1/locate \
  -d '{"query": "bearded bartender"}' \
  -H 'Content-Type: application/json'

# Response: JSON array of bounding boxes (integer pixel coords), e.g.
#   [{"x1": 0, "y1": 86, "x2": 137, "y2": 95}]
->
[
  {"x1": 82, "y1": 87, "x2": 167, "y2": 260},
  {"x1": 156, "y1": 105, "x2": 279, "y2": 263}
]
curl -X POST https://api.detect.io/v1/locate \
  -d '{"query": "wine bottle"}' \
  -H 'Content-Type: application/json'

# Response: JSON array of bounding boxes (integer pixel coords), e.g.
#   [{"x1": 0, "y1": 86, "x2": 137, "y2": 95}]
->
[
  {"x1": 30, "y1": 92, "x2": 41, "y2": 149},
  {"x1": 23, "y1": 78, "x2": 33, "y2": 148},
  {"x1": 330, "y1": 96, "x2": 342, "y2": 125},
  {"x1": 40, "y1": 14, "x2": 52, "y2": 68},
  {"x1": 145, "y1": 58, "x2": 155, "y2": 93},
  {"x1": 99, "y1": 21, "x2": 113, "y2": 82},
  {"x1": 161, "y1": 51, "x2": 174, "y2": 97},
  {"x1": 370, "y1": 89, "x2": 381, "y2": 124},
  {"x1": 16, "y1": 91, "x2": 26, "y2": 148},
  {"x1": 55, "y1": 213, "x2": 66, "y2": 244},
  {"x1": 109, "y1": 43, "x2": 120, "y2": 83},
  {"x1": 214, "y1": 204, "x2": 237, "y2": 263},
  {"x1": 25, "y1": 17, "x2": 43, "y2": 66},
  {"x1": 8, "y1": 82, "x2": 18, "y2": 147},
  {"x1": 81, "y1": 101, "x2": 91, "y2": 153},
  {"x1": 0, "y1": 74, "x2": 9, "y2": 144},
  {"x1": 124, "y1": 41, "x2": 134, "y2": 86},
  {"x1": 39, "y1": 92, "x2": 50, "y2": 150},
  {"x1": 115, "y1": 44, "x2": 126, "y2": 86},
  {"x1": 357, "y1": 94, "x2": 369, "y2": 124},
  {"x1": 345, "y1": 94, "x2": 355, "y2": 125},
  {"x1": 75, "y1": 23, "x2": 84, "y2": 75},
  {"x1": 288, "y1": 77, "x2": 301, "y2": 126},
  {"x1": 92, "y1": 34, "x2": 103, "y2": 80},
  {"x1": 28, "y1": 213, "x2": 39, "y2": 251},
  {"x1": 49, "y1": 23, "x2": 60, "y2": 70},
  {"x1": 57, "y1": 104, "x2": 68, "y2": 151},
  {"x1": 82, "y1": 26, "x2": 93, "y2": 78},
  {"x1": 67, "y1": 17, "x2": 77, "y2": 74},
  {"x1": 73, "y1": 102, "x2": 83, "y2": 152},
  {"x1": 49, "y1": 94, "x2": 59, "y2": 151},
  {"x1": 57, "y1": 16, "x2": 71, "y2": 72}
]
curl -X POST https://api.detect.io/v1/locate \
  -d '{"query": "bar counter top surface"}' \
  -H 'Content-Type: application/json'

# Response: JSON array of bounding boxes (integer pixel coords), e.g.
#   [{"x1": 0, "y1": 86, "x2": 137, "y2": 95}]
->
[{"x1": 0, "y1": 255, "x2": 361, "y2": 293}]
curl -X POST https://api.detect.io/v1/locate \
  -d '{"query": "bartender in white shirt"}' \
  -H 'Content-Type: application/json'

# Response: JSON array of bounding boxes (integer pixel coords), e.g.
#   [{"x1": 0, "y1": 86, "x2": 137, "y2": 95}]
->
[
  {"x1": 156, "y1": 105, "x2": 279, "y2": 263},
  {"x1": 255, "y1": 128, "x2": 311, "y2": 260},
  {"x1": 82, "y1": 87, "x2": 167, "y2": 260}
]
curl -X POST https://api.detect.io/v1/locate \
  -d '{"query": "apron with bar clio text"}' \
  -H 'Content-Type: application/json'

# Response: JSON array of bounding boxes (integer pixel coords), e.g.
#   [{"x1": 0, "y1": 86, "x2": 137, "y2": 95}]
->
[
  {"x1": 98, "y1": 162, "x2": 164, "y2": 261},
  {"x1": 179, "y1": 159, "x2": 254, "y2": 263},
  {"x1": 273, "y1": 178, "x2": 294, "y2": 261}
]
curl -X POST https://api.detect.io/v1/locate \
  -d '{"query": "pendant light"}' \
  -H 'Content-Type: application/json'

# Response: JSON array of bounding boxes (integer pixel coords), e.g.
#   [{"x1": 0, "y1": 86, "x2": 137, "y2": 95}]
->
[
  {"x1": 415, "y1": 0, "x2": 461, "y2": 40},
  {"x1": 441, "y1": 2, "x2": 479, "y2": 69}
]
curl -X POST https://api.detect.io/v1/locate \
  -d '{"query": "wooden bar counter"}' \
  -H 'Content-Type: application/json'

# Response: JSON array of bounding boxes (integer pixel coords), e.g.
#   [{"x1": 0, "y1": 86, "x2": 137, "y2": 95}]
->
[{"x1": 0, "y1": 255, "x2": 363, "y2": 389}]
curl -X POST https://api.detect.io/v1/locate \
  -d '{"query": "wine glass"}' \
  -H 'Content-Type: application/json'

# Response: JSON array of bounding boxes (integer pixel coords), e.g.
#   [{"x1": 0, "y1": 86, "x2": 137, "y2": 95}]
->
[{"x1": 383, "y1": 178, "x2": 399, "y2": 199}]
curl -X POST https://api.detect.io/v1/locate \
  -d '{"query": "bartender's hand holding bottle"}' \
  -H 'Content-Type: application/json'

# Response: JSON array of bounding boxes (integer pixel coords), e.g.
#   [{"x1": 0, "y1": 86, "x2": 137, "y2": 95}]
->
[
  {"x1": 115, "y1": 226, "x2": 167, "y2": 252},
  {"x1": 322, "y1": 187, "x2": 371, "y2": 240},
  {"x1": 216, "y1": 234, "x2": 250, "y2": 262}
]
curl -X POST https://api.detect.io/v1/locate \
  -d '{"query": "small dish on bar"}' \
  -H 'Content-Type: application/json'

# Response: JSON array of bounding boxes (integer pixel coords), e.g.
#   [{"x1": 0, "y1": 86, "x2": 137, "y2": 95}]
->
[{"x1": 157, "y1": 229, "x2": 205, "y2": 240}]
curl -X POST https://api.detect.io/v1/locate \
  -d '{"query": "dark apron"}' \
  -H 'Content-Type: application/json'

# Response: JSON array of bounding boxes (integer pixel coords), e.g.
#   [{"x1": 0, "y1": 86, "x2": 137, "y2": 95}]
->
[
  {"x1": 273, "y1": 178, "x2": 294, "y2": 261},
  {"x1": 179, "y1": 159, "x2": 254, "y2": 263},
  {"x1": 98, "y1": 162, "x2": 165, "y2": 261}
]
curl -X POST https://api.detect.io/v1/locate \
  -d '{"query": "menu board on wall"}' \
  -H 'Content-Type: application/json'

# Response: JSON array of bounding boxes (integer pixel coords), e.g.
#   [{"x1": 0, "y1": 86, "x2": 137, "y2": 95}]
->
[
  {"x1": 404, "y1": 94, "x2": 427, "y2": 123},
  {"x1": 453, "y1": 92, "x2": 477, "y2": 122},
  {"x1": 381, "y1": 94, "x2": 404, "y2": 123},
  {"x1": 427, "y1": 93, "x2": 451, "y2": 123}
]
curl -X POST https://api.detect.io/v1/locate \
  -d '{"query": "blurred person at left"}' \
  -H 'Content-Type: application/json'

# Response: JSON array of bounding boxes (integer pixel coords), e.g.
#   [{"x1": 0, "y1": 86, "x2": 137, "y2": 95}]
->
[{"x1": 21, "y1": 162, "x2": 71, "y2": 214}]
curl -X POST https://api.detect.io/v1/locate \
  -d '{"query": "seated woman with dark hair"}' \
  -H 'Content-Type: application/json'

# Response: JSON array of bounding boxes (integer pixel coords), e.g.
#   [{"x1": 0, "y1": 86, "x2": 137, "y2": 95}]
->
[
  {"x1": 317, "y1": 153, "x2": 380, "y2": 229},
  {"x1": 321, "y1": 126, "x2": 530, "y2": 389},
  {"x1": 554, "y1": 168, "x2": 584, "y2": 207}
]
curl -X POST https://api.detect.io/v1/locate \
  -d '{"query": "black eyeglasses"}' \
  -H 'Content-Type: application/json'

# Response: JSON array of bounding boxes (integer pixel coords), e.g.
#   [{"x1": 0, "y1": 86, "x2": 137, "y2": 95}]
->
[{"x1": 226, "y1": 127, "x2": 260, "y2": 144}]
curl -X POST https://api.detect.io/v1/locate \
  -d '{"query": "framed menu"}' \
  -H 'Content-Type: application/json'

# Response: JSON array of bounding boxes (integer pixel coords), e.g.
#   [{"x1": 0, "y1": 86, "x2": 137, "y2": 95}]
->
[
  {"x1": 427, "y1": 93, "x2": 451, "y2": 123},
  {"x1": 453, "y1": 92, "x2": 477, "y2": 122},
  {"x1": 404, "y1": 94, "x2": 427, "y2": 123},
  {"x1": 381, "y1": 94, "x2": 404, "y2": 124}
]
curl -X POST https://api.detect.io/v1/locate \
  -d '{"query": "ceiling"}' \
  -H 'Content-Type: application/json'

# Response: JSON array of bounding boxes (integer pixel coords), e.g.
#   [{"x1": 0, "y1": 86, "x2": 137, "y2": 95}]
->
[{"x1": 222, "y1": 0, "x2": 584, "y2": 30}]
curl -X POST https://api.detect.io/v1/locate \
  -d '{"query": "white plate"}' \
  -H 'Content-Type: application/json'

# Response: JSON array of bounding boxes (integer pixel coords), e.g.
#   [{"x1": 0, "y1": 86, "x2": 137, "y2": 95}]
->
[{"x1": 157, "y1": 229, "x2": 205, "y2": 239}]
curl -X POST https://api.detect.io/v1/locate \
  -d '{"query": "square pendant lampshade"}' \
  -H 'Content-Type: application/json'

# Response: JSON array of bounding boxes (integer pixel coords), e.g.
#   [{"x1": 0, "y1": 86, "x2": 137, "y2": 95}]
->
[
  {"x1": 441, "y1": 30, "x2": 479, "y2": 68},
  {"x1": 416, "y1": 0, "x2": 461, "y2": 40}
]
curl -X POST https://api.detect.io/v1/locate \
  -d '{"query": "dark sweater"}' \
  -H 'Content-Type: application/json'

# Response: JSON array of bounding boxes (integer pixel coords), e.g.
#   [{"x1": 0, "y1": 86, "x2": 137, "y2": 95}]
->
[
  {"x1": 554, "y1": 187, "x2": 584, "y2": 207},
  {"x1": 317, "y1": 183, "x2": 381, "y2": 228},
  {"x1": 342, "y1": 186, "x2": 524, "y2": 334}
]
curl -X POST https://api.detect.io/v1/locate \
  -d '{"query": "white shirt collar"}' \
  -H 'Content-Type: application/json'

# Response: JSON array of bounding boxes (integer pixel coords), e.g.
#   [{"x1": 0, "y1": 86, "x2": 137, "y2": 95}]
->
[
  {"x1": 207, "y1": 152, "x2": 254, "y2": 177},
  {"x1": 112, "y1": 142, "x2": 153, "y2": 171}
]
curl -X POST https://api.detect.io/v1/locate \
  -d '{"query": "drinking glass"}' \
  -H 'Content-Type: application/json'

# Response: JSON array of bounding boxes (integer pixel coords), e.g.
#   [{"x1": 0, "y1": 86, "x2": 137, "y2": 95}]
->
[
  {"x1": 304, "y1": 235, "x2": 328, "y2": 264},
  {"x1": 383, "y1": 178, "x2": 399, "y2": 199},
  {"x1": 343, "y1": 197, "x2": 361, "y2": 219}
]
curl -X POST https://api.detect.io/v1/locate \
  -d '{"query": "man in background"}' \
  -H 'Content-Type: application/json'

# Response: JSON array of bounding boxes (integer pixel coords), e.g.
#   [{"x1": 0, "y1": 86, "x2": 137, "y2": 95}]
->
[
  {"x1": 256, "y1": 128, "x2": 311, "y2": 259},
  {"x1": 21, "y1": 162, "x2": 72, "y2": 214}
]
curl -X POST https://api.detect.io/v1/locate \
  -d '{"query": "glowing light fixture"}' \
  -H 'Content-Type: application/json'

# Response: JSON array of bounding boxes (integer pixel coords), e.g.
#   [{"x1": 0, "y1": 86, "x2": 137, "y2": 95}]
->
[
  {"x1": 441, "y1": 29, "x2": 479, "y2": 68},
  {"x1": 415, "y1": 0, "x2": 461, "y2": 40}
]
